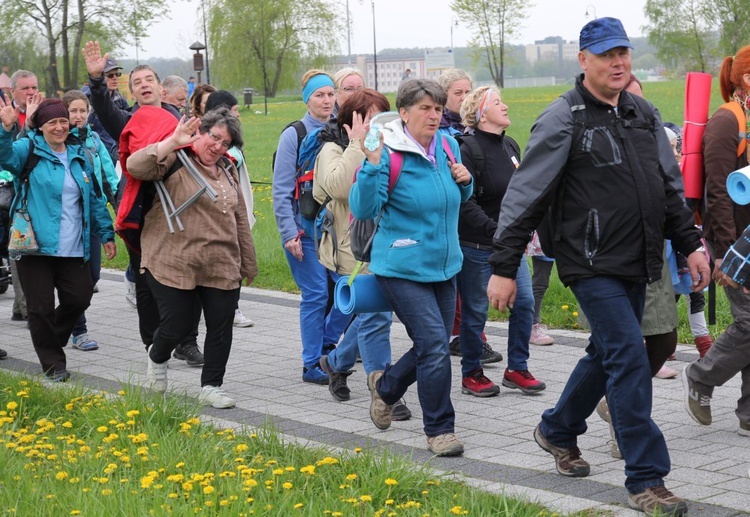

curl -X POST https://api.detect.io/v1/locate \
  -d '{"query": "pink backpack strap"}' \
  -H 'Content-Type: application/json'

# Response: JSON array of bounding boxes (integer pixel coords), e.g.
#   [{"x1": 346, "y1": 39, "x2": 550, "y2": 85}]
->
[
  {"x1": 387, "y1": 150, "x2": 403, "y2": 193},
  {"x1": 441, "y1": 136, "x2": 457, "y2": 164}
]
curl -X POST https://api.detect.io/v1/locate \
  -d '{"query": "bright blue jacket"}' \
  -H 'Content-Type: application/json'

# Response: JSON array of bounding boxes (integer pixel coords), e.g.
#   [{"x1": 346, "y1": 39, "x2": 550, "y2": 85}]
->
[
  {"x1": 0, "y1": 128, "x2": 115, "y2": 261},
  {"x1": 349, "y1": 113, "x2": 473, "y2": 283},
  {"x1": 71, "y1": 125, "x2": 119, "y2": 206}
]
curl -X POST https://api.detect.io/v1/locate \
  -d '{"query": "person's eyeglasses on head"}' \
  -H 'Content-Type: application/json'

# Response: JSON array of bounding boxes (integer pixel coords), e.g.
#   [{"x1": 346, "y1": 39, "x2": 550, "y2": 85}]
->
[
  {"x1": 106, "y1": 72, "x2": 122, "y2": 79},
  {"x1": 208, "y1": 130, "x2": 232, "y2": 149}
]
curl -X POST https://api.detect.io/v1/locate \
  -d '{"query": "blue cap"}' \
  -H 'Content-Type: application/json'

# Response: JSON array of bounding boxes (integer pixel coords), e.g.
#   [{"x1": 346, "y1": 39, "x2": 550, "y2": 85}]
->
[{"x1": 579, "y1": 17, "x2": 633, "y2": 54}]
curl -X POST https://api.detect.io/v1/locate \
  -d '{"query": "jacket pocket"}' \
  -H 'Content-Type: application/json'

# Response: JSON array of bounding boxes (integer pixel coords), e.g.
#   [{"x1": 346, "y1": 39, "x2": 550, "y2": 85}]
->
[
  {"x1": 583, "y1": 208, "x2": 599, "y2": 265},
  {"x1": 581, "y1": 127, "x2": 622, "y2": 168}
]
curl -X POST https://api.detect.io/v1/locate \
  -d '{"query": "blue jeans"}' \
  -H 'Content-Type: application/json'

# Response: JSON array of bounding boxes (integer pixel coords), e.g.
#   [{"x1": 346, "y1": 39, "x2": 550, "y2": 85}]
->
[
  {"x1": 72, "y1": 235, "x2": 101, "y2": 337},
  {"x1": 326, "y1": 310, "x2": 393, "y2": 375},
  {"x1": 540, "y1": 276, "x2": 670, "y2": 494},
  {"x1": 457, "y1": 248, "x2": 534, "y2": 375},
  {"x1": 284, "y1": 235, "x2": 352, "y2": 367},
  {"x1": 375, "y1": 275, "x2": 456, "y2": 437}
]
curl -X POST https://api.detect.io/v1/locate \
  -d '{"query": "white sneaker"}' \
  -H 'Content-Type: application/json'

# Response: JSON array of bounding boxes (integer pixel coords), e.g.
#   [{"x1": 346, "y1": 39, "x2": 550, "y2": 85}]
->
[
  {"x1": 125, "y1": 278, "x2": 137, "y2": 308},
  {"x1": 233, "y1": 308, "x2": 254, "y2": 327},
  {"x1": 529, "y1": 323, "x2": 554, "y2": 346},
  {"x1": 146, "y1": 345, "x2": 168, "y2": 393},
  {"x1": 199, "y1": 385, "x2": 236, "y2": 409},
  {"x1": 655, "y1": 365, "x2": 678, "y2": 379}
]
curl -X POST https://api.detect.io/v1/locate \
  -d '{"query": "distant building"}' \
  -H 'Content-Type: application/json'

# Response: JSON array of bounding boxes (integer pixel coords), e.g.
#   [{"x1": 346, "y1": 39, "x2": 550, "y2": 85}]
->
[
  {"x1": 329, "y1": 51, "x2": 448, "y2": 93},
  {"x1": 525, "y1": 37, "x2": 578, "y2": 64}
]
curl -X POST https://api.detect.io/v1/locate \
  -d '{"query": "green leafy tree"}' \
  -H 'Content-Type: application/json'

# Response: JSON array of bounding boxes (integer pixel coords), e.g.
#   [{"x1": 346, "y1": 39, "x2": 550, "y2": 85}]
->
[
  {"x1": 1, "y1": 0, "x2": 167, "y2": 94},
  {"x1": 207, "y1": 0, "x2": 341, "y2": 96},
  {"x1": 451, "y1": 0, "x2": 532, "y2": 87},
  {"x1": 714, "y1": 0, "x2": 750, "y2": 56}
]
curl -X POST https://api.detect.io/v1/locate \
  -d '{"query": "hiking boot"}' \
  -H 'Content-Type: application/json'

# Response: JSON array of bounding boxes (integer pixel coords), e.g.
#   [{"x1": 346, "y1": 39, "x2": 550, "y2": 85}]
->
[
  {"x1": 627, "y1": 485, "x2": 687, "y2": 516},
  {"x1": 367, "y1": 370, "x2": 392, "y2": 430},
  {"x1": 426, "y1": 433, "x2": 464, "y2": 456},
  {"x1": 319, "y1": 355, "x2": 352, "y2": 401},
  {"x1": 480, "y1": 341, "x2": 503, "y2": 364},
  {"x1": 0, "y1": 348, "x2": 7, "y2": 359},
  {"x1": 655, "y1": 365, "x2": 678, "y2": 379},
  {"x1": 533, "y1": 424, "x2": 590, "y2": 477},
  {"x1": 595, "y1": 398, "x2": 622, "y2": 459},
  {"x1": 739, "y1": 421, "x2": 750, "y2": 437},
  {"x1": 146, "y1": 345, "x2": 168, "y2": 393},
  {"x1": 173, "y1": 342, "x2": 204, "y2": 366},
  {"x1": 198, "y1": 385, "x2": 236, "y2": 409},
  {"x1": 449, "y1": 337, "x2": 462, "y2": 356},
  {"x1": 529, "y1": 323, "x2": 554, "y2": 345},
  {"x1": 502, "y1": 369, "x2": 546, "y2": 394},
  {"x1": 694, "y1": 335, "x2": 713, "y2": 358},
  {"x1": 462, "y1": 368, "x2": 500, "y2": 397},
  {"x1": 233, "y1": 308, "x2": 254, "y2": 328},
  {"x1": 71, "y1": 333, "x2": 99, "y2": 351},
  {"x1": 302, "y1": 364, "x2": 329, "y2": 385},
  {"x1": 391, "y1": 399, "x2": 412, "y2": 421},
  {"x1": 681, "y1": 364, "x2": 711, "y2": 425}
]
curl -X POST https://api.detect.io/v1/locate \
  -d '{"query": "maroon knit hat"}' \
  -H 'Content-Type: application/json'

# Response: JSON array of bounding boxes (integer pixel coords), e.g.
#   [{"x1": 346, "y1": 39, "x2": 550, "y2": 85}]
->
[{"x1": 31, "y1": 98, "x2": 69, "y2": 128}]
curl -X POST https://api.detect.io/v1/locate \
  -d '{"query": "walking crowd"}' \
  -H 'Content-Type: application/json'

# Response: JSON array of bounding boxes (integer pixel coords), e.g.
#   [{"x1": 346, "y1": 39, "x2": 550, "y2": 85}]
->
[{"x1": 1, "y1": 15, "x2": 750, "y2": 517}]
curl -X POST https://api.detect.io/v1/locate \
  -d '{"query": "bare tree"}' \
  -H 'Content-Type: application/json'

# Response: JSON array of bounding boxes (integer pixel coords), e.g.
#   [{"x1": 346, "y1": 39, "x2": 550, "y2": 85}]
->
[{"x1": 451, "y1": 0, "x2": 532, "y2": 87}]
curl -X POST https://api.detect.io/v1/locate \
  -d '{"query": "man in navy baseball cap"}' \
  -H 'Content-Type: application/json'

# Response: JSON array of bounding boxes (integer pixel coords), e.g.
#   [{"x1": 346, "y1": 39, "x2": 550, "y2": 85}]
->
[
  {"x1": 579, "y1": 16, "x2": 633, "y2": 54},
  {"x1": 578, "y1": 17, "x2": 634, "y2": 104}
]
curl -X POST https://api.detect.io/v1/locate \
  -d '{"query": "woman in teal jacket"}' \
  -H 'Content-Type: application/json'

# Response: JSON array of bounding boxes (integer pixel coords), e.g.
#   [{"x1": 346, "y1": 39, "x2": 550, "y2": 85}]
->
[
  {"x1": 0, "y1": 97, "x2": 116, "y2": 382},
  {"x1": 63, "y1": 90, "x2": 120, "y2": 352},
  {"x1": 350, "y1": 79, "x2": 472, "y2": 457}
]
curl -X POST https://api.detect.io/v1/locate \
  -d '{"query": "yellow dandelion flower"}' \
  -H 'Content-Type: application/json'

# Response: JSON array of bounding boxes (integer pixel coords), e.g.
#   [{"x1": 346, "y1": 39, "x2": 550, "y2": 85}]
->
[
  {"x1": 561, "y1": 305, "x2": 569, "y2": 310},
  {"x1": 71, "y1": 511, "x2": 81, "y2": 515},
  {"x1": 573, "y1": 311, "x2": 579, "y2": 317},
  {"x1": 346, "y1": 474, "x2": 357, "y2": 480},
  {"x1": 6, "y1": 402, "x2": 18, "y2": 411},
  {"x1": 385, "y1": 478, "x2": 398, "y2": 486},
  {"x1": 385, "y1": 499, "x2": 394, "y2": 505},
  {"x1": 182, "y1": 481, "x2": 194, "y2": 491},
  {"x1": 272, "y1": 468, "x2": 283, "y2": 476},
  {"x1": 168, "y1": 493, "x2": 178, "y2": 499},
  {"x1": 451, "y1": 506, "x2": 463, "y2": 515},
  {"x1": 203, "y1": 486, "x2": 215, "y2": 494},
  {"x1": 282, "y1": 482, "x2": 293, "y2": 489},
  {"x1": 55, "y1": 472, "x2": 69, "y2": 480},
  {"x1": 294, "y1": 503, "x2": 303, "y2": 509},
  {"x1": 205, "y1": 501, "x2": 214, "y2": 508},
  {"x1": 62, "y1": 421, "x2": 73, "y2": 428},
  {"x1": 300, "y1": 465, "x2": 315, "y2": 475},
  {"x1": 101, "y1": 489, "x2": 113, "y2": 496},
  {"x1": 97, "y1": 426, "x2": 108, "y2": 433},
  {"x1": 117, "y1": 390, "x2": 126, "y2": 396},
  {"x1": 175, "y1": 462, "x2": 185, "y2": 468},
  {"x1": 220, "y1": 500, "x2": 230, "y2": 507},
  {"x1": 235, "y1": 443, "x2": 249, "y2": 452},
  {"x1": 360, "y1": 495, "x2": 373, "y2": 502},
  {"x1": 126, "y1": 410, "x2": 140, "y2": 417}
]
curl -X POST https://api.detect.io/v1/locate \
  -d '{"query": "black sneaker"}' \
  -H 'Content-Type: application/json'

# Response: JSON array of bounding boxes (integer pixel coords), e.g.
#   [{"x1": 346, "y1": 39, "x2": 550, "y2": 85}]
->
[
  {"x1": 449, "y1": 337, "x2": 462, "y2": 356},
  {"x1": 11, "y1": 312, "x2": 26, "y2": 321},
  {"x1": 0, "y1": 348, "x2": 7, "y2": 359},
  {"x1": 173, "y1": 342, "x2": 205, "y2": 366},
  {"x1": 319, "y1": 355, "x2": 352, "y2": 401},
  {"x1": 480, "y1": 341, "x2": 503, "y2": 364},
  {"x1": 391, "y1": 399, "x2": 412, "y2": 421}
]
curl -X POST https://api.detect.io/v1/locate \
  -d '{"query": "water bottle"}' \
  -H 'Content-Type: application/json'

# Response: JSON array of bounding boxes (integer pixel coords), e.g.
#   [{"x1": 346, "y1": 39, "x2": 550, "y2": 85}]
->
[{"x1": 364, "y1": 126, "x2": 381, "y2": 152}]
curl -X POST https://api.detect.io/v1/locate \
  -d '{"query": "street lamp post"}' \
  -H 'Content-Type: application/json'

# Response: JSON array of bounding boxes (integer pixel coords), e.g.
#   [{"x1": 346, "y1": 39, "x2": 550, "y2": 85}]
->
[
  {"x1": 585, "y1": 4, "x2": 597, "y2": 19},
  {"x1": 346, "y1": 0, "x2": 352, "y2": 65},
  {"x1": 201, "y1": 0, "x2": 211, "y2": 84},
  {"x1": 450, "y1": 16, "x2": 459, "y2": 49},
  {"x1": 189, "y1": 41, "x2": 206, "y2": 84},
  {"x1": 371, "y1": 0, "x2": 378, "y2": 90}
]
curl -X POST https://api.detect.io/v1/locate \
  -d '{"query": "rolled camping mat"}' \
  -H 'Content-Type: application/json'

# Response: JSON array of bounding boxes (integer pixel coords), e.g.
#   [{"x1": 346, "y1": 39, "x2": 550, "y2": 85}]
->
[
  {"x1": 682, "y1": 72, "x2": 713, "y2": 199},
  {"x1": 334, "y1": 274, "x2": 392, "y2": 315},
  {"x1": 727, "y1": 165, "x2": 750, "y2": 205}
]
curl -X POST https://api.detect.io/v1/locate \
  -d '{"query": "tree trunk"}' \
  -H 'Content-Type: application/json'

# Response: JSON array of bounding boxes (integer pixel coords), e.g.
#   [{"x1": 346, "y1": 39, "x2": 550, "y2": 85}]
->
[
  {"x1": 61, "y1": 0, "x2": 70, "y2": 87},
  {"x1": 71, "y1": 0, "x2": 86, "y2": 88}
]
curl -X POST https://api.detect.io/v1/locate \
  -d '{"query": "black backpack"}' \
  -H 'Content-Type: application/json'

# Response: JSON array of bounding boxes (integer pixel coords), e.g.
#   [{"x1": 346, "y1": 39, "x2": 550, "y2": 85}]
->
[{"x1": 454, "y1": 132, "x2": 521, "y2": 199}]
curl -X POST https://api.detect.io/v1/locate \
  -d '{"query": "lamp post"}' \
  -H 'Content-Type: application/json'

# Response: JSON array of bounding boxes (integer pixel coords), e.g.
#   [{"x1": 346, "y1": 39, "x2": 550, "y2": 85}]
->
[
  {"x1": 450, "y1": 16, "x2": 459, "y2": 49},
  {"x1": 346, "y1": 0, "x2": 352, "y2": 65},
  {"x1": 201, "y1": 0, "x2": 211, "y2": 84},
  {"x1": 371, "y1": 0, "x2": 378, "y2": 90},
  {"x1": 189, "y1": 41, "x2": 206, "y2": 84},
  {"x1": 585, "y1": 4, "x2": 597, "y2": 19}
]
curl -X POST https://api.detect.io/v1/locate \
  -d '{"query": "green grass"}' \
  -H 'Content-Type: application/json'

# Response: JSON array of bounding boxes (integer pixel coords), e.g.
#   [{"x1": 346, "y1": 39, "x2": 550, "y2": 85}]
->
[
  {"x1": 103, "y1": 79, "x2": 732, "y2": 340},
  {"x1": 0, "y1": 371, "x2": 580, "y2": 516}
]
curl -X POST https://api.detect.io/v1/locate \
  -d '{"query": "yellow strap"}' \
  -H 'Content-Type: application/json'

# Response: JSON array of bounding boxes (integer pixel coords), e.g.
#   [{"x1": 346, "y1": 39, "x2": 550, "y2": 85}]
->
[{"x1": 347, "y1": 261, "x2": 364, "y2": 286}]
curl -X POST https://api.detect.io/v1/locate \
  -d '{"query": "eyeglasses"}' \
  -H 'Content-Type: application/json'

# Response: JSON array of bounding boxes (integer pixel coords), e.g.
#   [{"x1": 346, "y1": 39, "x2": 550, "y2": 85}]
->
[
  {"x1": 207, "y1": 130, "x2": 232, "y2": 149},
  {"x1": 340, "y1": 86, "x2": 363, "y2": 93},
  {"x1": 105, "y1": 72, "x2": 122, "y2": 79}
]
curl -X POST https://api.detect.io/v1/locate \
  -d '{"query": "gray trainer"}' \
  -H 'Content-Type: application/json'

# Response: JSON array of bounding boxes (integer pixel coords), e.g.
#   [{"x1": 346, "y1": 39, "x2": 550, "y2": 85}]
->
[
  {"x1": 627, "y1": 485, "x2": 687, "y2": 516},
  {"x1": 426, "y1": 433, "x2": 464, "y2": 456},
  {"x1": 533, "y1": 424, "x2": 590, "y2": 477},
  {"x1": 681, "y1": 364, "x2": 711, "y2": 425},
  {"x1": 367, "y1": 370, "x2": 392, "y2": 430}
]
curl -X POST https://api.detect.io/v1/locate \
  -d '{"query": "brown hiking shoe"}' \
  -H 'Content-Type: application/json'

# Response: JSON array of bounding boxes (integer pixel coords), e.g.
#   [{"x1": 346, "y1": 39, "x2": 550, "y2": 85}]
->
[
  {"x1": 533, "y1": 424, "x2": 590, "y2": 477},
  {"x1": 367, "y1": 371, "x2": 392, "y2": 430},
  {"x1": 426, "y1": 433, "x2": 464, "y2": 456},
  {"x1": 628, "y1": 485, "x2": 687, "y2": 516}
]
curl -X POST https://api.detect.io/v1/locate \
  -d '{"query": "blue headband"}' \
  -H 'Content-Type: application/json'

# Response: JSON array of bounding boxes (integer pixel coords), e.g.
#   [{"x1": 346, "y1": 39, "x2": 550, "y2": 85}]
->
[{"x1": 302, "y1": 74, "x2": 334, "y2": 104}]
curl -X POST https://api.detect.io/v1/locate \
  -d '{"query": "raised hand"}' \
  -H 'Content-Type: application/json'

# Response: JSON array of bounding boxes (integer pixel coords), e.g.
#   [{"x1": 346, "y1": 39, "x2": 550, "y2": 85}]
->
[
  {"x1": 82, "y1": 41, "x2": 109, "y2": 78},
  {"x1": 170, "y1": 116, "x2": 202, "y2": 147},
  {"x1": 343, "y1": 110, "x2": 370, "y2": 142},
  {"x1": 24, "y1": 92, "x2": 45, "y2": 128},
  {"x1": 0, "y1": 95, "x2": 19, "y2": 131}
]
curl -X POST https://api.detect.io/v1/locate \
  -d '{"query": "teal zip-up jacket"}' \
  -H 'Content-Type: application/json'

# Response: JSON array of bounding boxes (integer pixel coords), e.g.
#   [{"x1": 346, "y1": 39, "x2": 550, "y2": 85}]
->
[
  {"x1": 0, "y1": 128, "x2": 115, "y2": 261},
  {"x1": 71, "y1": 125, "x2": 119, "y2": 206},
  {"x1": 349, "y1": 113, "x2": 472, "y2": 283}
]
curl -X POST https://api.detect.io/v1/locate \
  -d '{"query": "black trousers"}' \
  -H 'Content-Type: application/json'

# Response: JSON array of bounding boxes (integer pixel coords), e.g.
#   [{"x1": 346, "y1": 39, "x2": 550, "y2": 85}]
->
[
  {"x1": 127, "y1": 245, "x2": 199, "y2": 349},
  {"x1": 145, "y1": 269, "x2": 239, "y2": 387},
  {"x1": 16, "y1": 255, "x2": 92, "y2": 376}
]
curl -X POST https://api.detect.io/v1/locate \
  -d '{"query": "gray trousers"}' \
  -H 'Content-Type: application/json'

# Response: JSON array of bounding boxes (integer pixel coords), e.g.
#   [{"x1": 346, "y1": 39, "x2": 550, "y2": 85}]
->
[
  {"x1": 690, "y1": 285, "x2": 750, "y2": 424},
  {"x1": 10, "y1": 259, "x2": 26, "y2": 317}
]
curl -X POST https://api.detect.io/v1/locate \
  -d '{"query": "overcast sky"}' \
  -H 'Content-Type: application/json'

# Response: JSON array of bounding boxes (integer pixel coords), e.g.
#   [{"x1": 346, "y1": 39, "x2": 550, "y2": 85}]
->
[{"x1": 125, "y1": 0, "x2": 649, "y2": 61}]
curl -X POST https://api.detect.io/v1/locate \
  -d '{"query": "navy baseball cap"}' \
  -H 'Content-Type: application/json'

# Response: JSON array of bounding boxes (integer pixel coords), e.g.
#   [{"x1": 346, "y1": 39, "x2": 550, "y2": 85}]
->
[{"x1": 579, "y1": 17, "x2": 633, "y2": 54}]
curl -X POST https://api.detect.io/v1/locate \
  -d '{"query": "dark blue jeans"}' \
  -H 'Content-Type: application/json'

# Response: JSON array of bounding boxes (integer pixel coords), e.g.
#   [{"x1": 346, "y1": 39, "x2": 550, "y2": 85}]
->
[
  {"x1": 540, "y1": 276, "x2": 670, "y2": 494},
  {"x1": 375, "y1": 275, "x2": 456, "y2": 437},
  {"x1": 457, "y1": 247, "x2": 534, "y2": 375}
]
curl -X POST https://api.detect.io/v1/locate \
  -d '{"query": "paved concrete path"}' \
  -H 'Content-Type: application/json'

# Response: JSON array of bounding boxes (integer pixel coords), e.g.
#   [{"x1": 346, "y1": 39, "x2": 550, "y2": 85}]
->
[{"x1": 1, "y1": 269, "x2": 748, "y2": 516}]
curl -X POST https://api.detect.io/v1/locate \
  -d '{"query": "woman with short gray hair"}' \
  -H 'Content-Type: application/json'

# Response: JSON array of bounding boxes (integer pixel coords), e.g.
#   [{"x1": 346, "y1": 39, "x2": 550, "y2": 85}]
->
[{"x1": 349, "y1": 78, "x2": 473, "y2": 456}]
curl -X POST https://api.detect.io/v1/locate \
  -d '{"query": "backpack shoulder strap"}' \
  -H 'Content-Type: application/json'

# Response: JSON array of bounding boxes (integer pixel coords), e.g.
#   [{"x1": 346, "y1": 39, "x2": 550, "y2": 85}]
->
[
  {"x1": 440, "y1": 135, "x2": 457, "y2": 164},
  {"x1": 561, "y1": 89, "x2": 587, "y2": 157},
  {"x1": 455, "y1": 134, "x2": 485, "y2": 181},
  {"x1": 387, "y1": 149, "x2": 403, "y2": 193},
  {"x1": 291, "y1": 120, "x2": 307, "y2": 165},
  {"x1": 21, "y1": 138, "x2": 39, "y2": 184},
  {"x1": 719, "y1": 101, "x2": 747, "y2": 157}
]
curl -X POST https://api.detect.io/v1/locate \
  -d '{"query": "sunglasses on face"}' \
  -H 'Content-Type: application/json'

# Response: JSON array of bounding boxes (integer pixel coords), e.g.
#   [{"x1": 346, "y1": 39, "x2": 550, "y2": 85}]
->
[{"x1": 106, "y1": 72, "x2": 122, "y2": 79}]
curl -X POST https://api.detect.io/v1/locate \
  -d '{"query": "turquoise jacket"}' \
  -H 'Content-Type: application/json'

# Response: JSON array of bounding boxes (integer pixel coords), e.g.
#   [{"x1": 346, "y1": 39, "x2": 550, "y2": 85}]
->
[
  {"x1": 71, "y1": 125, "x2": 119, "y2": 206},
  {"x1": 349, "y1": 113, "x2": 473, "y2": 283},
  {"x1": 0, "y1": 128, "x2": 115, "y2": 261}
]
